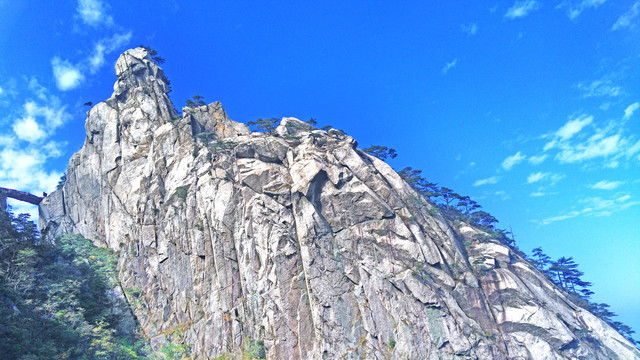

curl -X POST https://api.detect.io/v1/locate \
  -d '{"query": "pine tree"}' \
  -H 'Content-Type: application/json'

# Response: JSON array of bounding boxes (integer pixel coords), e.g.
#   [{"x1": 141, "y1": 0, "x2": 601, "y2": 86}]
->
[
  {"x1": 247, "y1": 118, "x2": 279, "y2": 134},
  {"x1": 362, "y1": 145, "x2": 398, "y2": 161}
]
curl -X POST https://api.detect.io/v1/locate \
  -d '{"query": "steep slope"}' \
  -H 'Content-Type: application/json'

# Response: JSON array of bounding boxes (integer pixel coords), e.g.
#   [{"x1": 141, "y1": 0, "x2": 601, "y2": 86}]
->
[{"x1": 39, "y1": 48, "x2": 639, "y2": 359}]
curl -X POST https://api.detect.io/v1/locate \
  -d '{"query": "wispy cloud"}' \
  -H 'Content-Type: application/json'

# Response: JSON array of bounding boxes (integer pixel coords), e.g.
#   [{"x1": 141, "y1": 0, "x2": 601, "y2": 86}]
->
[
  {"x1": 77, "y1": 0, "x2": 113, "y2": 27},
  {"x1": 540, "y1": 113, "x2": 634, "y2": 165},
  {"x1": 51, "y1": 57, "x2": 84, "y2": 91},
  {"x1": 541, "y1": 194, "x2": 639, "y2": 224},
  {"x1": 442, "y1": 58, "x2": 458, "y2": 75},
  {"x1": 559, "y1": 0, "x2": 608, "y2": 20},
  {"x1": 544, "y1": 114, "x2": 593, "y2": 150},
  {"x1": 530, "y1": 191, "x2": 557, "y2": 197},
  {"x1": 528, "y1": 154, "x2": 547, "y2": 165},
  {"x1": 461, "y1": 23, "x2": 478, "y2": 35},
  {"x1": 612, "y1": 1, "x2": 640, "y2": 30},
  {"x1": 555, "y1": 134, "x2": 621, "y2": 163},
  {"x1": 555, "y1": 114, "x2": 593, "y2": 140},
  {"x1": 576, "y1": 78, "x2": 622, "y2": 98},
  {"x1": 590, "y1": 180, "x2": 624, "y2": 190},
  {"x1": 89, "y1": 32, "x2": 132, "y2": 73},
  {"x1": 505, "y1": 0, "x2": 541, "y2": 19},
  {"x1": 494, "y1": 190, "x2": 511, "y2": 200},
  {"x1": 502, "y1": 151, "x2": 526, "y2": 170},
  {"x1": 623, "y1": 102, "x2": 639, "y2": 119},
  {"x1": 527, "y1": 172, "x2": 564, "y2": 184},
  {"x1": 473, "y1": 176, "x2": 500, "y2": 186}
]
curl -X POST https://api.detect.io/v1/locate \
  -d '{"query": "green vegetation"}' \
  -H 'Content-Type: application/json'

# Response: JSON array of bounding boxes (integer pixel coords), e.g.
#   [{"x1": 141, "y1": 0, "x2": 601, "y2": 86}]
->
[
  {"x1": 196, "y1": 131, "x2": 216, "y2": 144},
  {"x1": 139, "y1": 45, "x2": 165, "y2": 65},
  {"x1": 247, "y1": 118, "x2": 279, "y2": 134},
  {"x1": 388, "y1": 336, "x2": 396, "y2": 349},
  {"x1": 389, "y1": 148, "x2": 638, "y2": 345},
  {"x1": 210, "y1": 140, "x2": 237, "y2": 155},
  {"x1": 363, "y1": 145, "x2": 398, "y2": 161},
  {"x1": 155, "y1": 342, "x2": 190, "y2": 360},
  {"x1": 186, "y1": 95, "x2": 206, "y2": 108},
  {"x1": 0, "y1": 207, "x2": 149, "y2": 359},
  {"x1": 174, "y1": 186, "x2": 189, "y2": 201},
  {"x1": 530, "y1": 246, "x2": 637, "y2": 345},
  {"x1": 56, "y1": 172, "x2": 66, "y2": 190},
  {"x1": 244, "y1": 339, "x2": 265, "y2": 359}
]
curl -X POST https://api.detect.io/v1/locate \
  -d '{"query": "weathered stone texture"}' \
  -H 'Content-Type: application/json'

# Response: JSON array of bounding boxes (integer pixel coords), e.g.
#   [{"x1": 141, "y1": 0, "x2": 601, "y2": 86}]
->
[{"x1": 40, "y1": 48, "x2": 640, "y2": 359}]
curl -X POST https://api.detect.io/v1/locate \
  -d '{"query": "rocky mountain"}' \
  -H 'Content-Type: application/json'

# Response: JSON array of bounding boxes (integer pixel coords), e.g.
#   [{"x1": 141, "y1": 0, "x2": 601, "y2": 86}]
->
[{"x1": 39, "y1": 48, "x2": 640, "y2": 359}]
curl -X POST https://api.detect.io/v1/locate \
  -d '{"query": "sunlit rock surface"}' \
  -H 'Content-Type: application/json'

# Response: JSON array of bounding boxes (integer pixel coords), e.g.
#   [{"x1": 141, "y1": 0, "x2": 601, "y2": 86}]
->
[{"x1": 40, "y1": 48, "x2": 640, "y2": 359}]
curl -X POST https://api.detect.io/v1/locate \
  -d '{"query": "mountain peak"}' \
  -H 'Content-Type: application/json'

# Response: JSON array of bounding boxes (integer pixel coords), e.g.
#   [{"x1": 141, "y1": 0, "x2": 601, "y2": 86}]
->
[
  {"x1": 113, "y1": 47, "x2": 171, "y2": 100},
  {"x1": 38, "y1": 49, "x2": 640, "y2": 359}
]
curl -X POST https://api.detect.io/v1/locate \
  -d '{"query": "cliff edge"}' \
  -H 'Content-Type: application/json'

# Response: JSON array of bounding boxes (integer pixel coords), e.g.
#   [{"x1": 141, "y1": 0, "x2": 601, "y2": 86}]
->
[{"x1": 39, "y1": 48, "x2": 640, "y2": 359}]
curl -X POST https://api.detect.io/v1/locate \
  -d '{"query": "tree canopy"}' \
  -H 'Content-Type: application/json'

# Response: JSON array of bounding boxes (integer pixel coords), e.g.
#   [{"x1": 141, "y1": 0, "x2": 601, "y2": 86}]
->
[
  {"x1": 0, "y1": 207, "x2": 150, "y2": 358},
  {"x1": 247, "y1": 118, "x2": 279, "y2": 134},
  {"x1": 362, "y1": 145, "x2": 398, "y2": 161}
]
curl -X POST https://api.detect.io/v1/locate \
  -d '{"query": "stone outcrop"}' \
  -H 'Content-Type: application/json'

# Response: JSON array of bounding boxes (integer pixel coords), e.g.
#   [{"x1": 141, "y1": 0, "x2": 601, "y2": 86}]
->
[{"x1": 40, "y1": 48, "x2": 640, "y2": 359}]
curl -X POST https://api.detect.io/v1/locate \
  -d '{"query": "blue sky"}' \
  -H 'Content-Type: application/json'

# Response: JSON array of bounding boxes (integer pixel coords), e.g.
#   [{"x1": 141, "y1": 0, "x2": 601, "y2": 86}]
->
[{"x1": 0, "y1": 0, "x2": 638, "y2": 338}]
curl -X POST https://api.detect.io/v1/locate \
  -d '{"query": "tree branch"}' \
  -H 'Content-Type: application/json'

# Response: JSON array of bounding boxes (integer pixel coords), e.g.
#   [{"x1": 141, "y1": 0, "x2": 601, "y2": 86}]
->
[{"x1": 0, "y1": 187, "x2": 44, "y2": 206}]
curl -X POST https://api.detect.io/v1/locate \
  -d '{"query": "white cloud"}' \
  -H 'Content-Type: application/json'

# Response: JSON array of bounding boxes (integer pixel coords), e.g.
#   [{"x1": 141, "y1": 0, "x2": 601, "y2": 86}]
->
[
  {"x1": 23, "y1": 100, "x2": 70, "y2": 130},
  {"x1": 544, "y1": 115, "x2": 593, "y2": 150},
  {"x1": 530, "y1": 191, "x2": 547, "y2": 197},
  {"x1": 541, "y1": 211, "x2": 581, "y2": 225},
  {"x1": 623, "y1": 102, "x2": 639, "y2": 119},
  {"x1": 612, "y1": 1, "x2": 640, "y2": 30},
  {"x1": 556, "y1": 115, "x2": 593, "y2": 140},
  {"x1": 473, "y1": 176, "x2": 500, "y2": 186},
  {"x1": 502, "y1": 151, "x2": 526, "y2": 170},
  {"x1": 12, "y1": 117, "x2": 46, "y2": 143},
  {"x1": 527, "y1": 172, "x2": 547, "y2": 183},
  {"x1": 617, "y1": 194, "x2": 631, "y2": 202},
  {"x1": 560, "y1": 0, "x2": 608, "y2": 20},
  {"x1": 605, "y1": 159, "x2": 619, "y2": 168},
  {"x1": 461, "y1": 23, "x2": 478, "y2": 35},
  {"x1": 527, "y1": 172, "x2": 564, "y2": 184},
  {"x1": 627, "y1": 140, "x2": 640, "y2": 157},
  {"x1": 0, "y1": 146, "x2": 63, "y2": 194},
  {"x1": 442, "y1": 58, "x2": 458, "y2": 75},
  {"x1": 77, "y1": 0, "x2": 113, "y2": 27},
  {"x1": 541, "y1": 194, "x2": 639, "y2": 224},
  {"x1": 0, "y1": 86, "x2": 3, "y2": 96},
  {"x1": 494, "y1": 190, "x2": 510, "y2": 200},
  {"x1": 528, "y1": 154, "x2": 547, "y2": 165},
  {"x1": 555, "y1": 134, "x2": 621, "y2": 163},
  {"x1": 51, "y1": 57, "x2": 84, "y2": 91},
  {"x1": 505, "y1": 0, "x2": 541, "y2": 19},
  {"x1": 576, "y1": 79, "x2": 622, "y2": 98},
  {"x1": 0, "y1": 80, "x2": 69, "y2": 198},
  {"x1": 590, "y1": 180, "x2": 623, "y2": 190},
  {"x1": 89, "y1": 32, "x2": 132, "y2": 73},
  {"x1": 541, "y1": 111, "x2": 640, "y2": 166}
]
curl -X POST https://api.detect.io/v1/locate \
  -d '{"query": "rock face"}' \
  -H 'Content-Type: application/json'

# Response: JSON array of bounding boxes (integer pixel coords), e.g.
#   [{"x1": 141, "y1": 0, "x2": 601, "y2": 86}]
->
[{"x1": 40, "y1": 48, "x2": 640, "y2": 359}]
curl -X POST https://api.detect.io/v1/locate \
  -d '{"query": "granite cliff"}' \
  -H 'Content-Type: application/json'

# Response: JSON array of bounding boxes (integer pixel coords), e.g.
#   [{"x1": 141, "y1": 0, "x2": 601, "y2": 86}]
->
[{"x1": 39, "y1": 48, "x2": 640, "y2": 359}]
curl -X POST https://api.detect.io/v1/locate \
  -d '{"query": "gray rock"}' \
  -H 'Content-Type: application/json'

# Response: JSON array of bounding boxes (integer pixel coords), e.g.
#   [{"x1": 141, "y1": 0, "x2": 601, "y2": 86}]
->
[{"x1": 40, "y1": 47, "x2": 640, "y2": 360}]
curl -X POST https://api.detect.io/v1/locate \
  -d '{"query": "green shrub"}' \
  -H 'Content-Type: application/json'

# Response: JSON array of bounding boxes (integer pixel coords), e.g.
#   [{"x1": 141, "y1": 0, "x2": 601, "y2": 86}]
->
[
  {"x1": 0, "y1": 217, "x2": 149, "y2": 359},
  {"x1": 245, "y1": 339, "x2": 266, "y2": 359},
  {"x1": 174, "y1": 186, "x2": 189, "y2": 201}
]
